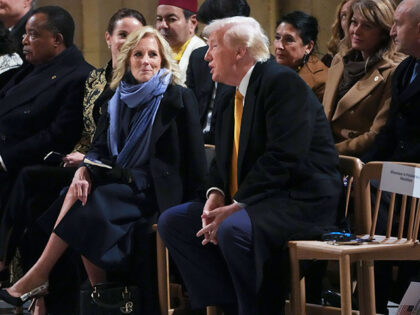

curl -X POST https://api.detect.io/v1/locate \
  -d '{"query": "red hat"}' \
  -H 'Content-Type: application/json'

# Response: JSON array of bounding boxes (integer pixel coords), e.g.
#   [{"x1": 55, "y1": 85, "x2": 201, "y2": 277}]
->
[{"x1": 158, "y1": 0, "x2": 198, "y2": 13}]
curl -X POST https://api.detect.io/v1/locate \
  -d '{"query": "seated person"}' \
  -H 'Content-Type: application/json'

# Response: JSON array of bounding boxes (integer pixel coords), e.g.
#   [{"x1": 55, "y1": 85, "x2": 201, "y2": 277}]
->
[
  {"x1": 362, "y1": 0, "x2": 420, "y2": 312},
  {"x1": 322, "y1": 0, "x2": 355, "y2": 67},
  {"x1": 0, "y1": 20, "x2": 23, "y2": 89},
  {"x1": 322, "y1": 0, "x2": 404, "y2": 157},
  {"x1": 0, "y1": 26, "x2": 206, "y2": 313},
  {"x1": 158, "y1": 16, "x2": 342, "y2": 314},
  {"x1": 0, "y1": 0, "x2": 36, "y2": 58},
  {"x1": 0, "y1": 8, "x2": 145, "y2": 314},
  {"x1": 274, "y1": 10, "x2": 328, "y2": 102},
  {"x1": 0, "y1": 6, "x2": 93, "y2": 214},
  {"x1": 186, "y1": 0, "x2": 249, "y2": 144}
]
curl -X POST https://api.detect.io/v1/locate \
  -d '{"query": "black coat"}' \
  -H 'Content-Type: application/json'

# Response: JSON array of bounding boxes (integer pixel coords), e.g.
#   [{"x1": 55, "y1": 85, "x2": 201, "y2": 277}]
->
[
  {"x1": 207, "y1": 60, "x2": 342, "y2": 288},
  {"x1": 88, "y1": 84, "x2": 207, "y2": 213},
  {"x1": 362, "y1": 56, "x2": 420, "y2": 163},
  {"x1": 0, "y1": 45, "x2": 93, "y2": 173},
  {"x1": 186, "y1": 46, "x2": 235, "y2": 144}
]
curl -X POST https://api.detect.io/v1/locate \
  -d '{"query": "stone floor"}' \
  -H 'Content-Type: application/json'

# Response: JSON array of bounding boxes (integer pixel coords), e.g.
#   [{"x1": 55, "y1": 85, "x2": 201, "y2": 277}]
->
[
  {"x1": 0, "y1": 300, "x2": 400, "y2": 314},
  {"x1": 0, "y1": 300, "x2": 29, "y2": 315}
]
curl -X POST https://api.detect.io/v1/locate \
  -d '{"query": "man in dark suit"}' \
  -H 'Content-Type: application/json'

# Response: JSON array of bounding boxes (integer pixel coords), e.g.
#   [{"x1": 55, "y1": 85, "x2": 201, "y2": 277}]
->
[
  {"x1": 362, "y1": 0, "x2": 420, "y2": 312},
  {"x1": 0, "y1": 6, "x2": 93, "y2": 215},
  {"x1": 0, "y1": 0, "x2": 36, "y2": 57},
  {"x1": 186, "y1": 0, "x2": 249, "y2": 144},
  {"x1": 158, "y1": 16, "x2": 342, "y2": 314}
]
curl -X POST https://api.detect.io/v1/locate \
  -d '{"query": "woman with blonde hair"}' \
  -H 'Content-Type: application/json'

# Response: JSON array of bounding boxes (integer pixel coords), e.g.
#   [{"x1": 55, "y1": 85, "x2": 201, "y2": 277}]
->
[
  {"x1": 322, "y1": 0, "x2": 355, "y2": 66},
  {"x1": 0, "y1": 26, "x2": 206, "y2": 312},
  {"x1": 323, "y1": 0, "x2": 404, "y2": 157}
]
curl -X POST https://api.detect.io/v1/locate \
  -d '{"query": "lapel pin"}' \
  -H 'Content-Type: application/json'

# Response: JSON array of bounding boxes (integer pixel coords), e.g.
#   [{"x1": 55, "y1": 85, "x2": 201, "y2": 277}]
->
[
  {"x1": 51, "y1": 75, "x2": 57, "y2": 80},
  {"x1": 374, "y1": 76, "x2": 379, "y2": 81}
]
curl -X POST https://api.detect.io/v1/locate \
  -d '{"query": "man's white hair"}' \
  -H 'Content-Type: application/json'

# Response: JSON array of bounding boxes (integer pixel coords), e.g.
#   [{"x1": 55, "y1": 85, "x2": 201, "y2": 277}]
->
[{"x1": 203, "y1": 16, "x2": 270, "y2": 62}]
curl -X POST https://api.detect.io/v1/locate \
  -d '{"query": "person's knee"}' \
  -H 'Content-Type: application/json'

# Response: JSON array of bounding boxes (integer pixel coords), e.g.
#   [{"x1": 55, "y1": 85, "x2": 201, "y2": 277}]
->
[
  {"x1": 157, "y1": 207, "x2": 175, "y2": 241},
  {"x1": 218, "y1": 217, "x2": 249, "y2": 251},
  {"x1": 157, "y1": 204, "x2": 188, "y2": 242},
  {"x1": 18, "y1": 165, "x2": 45, "y2": 184}
]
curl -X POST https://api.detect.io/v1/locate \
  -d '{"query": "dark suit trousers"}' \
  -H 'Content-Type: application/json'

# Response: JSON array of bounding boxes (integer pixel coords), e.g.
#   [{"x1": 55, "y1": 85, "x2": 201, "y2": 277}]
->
[
  {"x1": 158, "y1": 201, "x2": 256, "y2": 315},
  {"x1": 0, "y1": 165, "x2": 76, "y2": 263}
]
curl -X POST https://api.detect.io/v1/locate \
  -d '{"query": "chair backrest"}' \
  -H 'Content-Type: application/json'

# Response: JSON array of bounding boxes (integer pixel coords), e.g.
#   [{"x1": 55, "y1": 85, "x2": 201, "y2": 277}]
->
[
  {"x1": 359, "y1": 161, "x2": 420, "y2": 242},
  {"x1": 338, "y1": 155, "x2": 364, "y2": 233}
]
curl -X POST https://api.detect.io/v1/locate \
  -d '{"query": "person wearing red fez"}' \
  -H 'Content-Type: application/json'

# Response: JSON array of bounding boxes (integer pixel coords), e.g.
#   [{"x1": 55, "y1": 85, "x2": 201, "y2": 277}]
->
[{"x1": 156, "y1": 0, "x2": 205, "y2": 82}]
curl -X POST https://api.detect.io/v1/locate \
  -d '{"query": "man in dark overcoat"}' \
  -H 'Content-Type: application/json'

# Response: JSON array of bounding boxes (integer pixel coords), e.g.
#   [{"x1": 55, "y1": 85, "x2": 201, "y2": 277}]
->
[
  {"x1": 362, "y1": 0, "x2": 420, "y2": 312},
  {"x1": 0, "y1": 6, "x2": 93, "y2": 214},
  {"x1": 158, "y1": 16, "x2": 342, "y2": 314}
]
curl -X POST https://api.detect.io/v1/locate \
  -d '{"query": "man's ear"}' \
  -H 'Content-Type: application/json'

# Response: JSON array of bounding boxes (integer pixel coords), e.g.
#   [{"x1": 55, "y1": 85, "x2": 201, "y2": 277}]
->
[
  {"x1": 188, "y1": 14, "x2": 198, "y2": 34},
  {"x1": 54, "y1": 33, "x2": 64, "y2": 47},
  {"x1": 235, "y1": 46, "x2": 247, "y2": 60}
]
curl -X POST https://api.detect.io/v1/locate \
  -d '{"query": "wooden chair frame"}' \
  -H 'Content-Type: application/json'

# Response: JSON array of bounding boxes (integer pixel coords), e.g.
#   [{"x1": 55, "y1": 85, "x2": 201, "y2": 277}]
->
[
  {"x1": 289, "y1": 161, "x2": 420, "y2": 315},
  {"x1": 154, "y1": 144, "x2": 217, "y2": 315}
]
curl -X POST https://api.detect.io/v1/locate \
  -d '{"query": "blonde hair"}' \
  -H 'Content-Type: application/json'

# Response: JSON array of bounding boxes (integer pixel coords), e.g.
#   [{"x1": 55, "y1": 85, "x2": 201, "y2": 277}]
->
[
  {"x1": 203, "y1": 16, "x2": 270, "y2": 62},
  {"x1": 110, "y1": 26, "x2": 182, "y2": 90},
  {"x1": 327, "y1": 0, "x2": 355, "y2": 55},
  {"x1": 348, "y1": 0, "x2": 403, "y2": 64}
]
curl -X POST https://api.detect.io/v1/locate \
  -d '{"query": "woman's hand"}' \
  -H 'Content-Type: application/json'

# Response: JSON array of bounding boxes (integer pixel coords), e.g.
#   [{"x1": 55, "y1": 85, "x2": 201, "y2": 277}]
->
[
  {"x1": 69, "y1": 166, "x2": 92, "y2": 205},
  {"x1": 62, "y1": 152, "x2": 85, "y2": 167}
]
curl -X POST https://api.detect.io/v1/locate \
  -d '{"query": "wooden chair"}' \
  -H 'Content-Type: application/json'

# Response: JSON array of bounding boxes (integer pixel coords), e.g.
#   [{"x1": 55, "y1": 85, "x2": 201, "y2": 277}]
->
[
  {"x1": 288, "y1": 155, "x2": 363, "y2": 315},
  {"x1": 154, "y1": 144, "x2": 216, "y2": 315},
  {"x1": 289, "y1": 161, "x2": 420, "y2": 315}
]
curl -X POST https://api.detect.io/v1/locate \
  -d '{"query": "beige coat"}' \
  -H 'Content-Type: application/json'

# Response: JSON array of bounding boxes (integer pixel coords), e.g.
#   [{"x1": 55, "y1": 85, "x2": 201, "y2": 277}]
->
[
  {"x1": 323, "y1": 53, "x2": 399, "y2": 157},
  {"x1": 299, "y1": 55, "x2": 328, "y2": 102}
]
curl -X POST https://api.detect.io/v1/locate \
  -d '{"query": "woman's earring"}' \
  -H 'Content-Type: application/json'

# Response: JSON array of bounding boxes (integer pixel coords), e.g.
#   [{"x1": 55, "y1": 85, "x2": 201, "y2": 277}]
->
[{"x1": 108, "y1": 44, "x2": 111, "y2": 49}]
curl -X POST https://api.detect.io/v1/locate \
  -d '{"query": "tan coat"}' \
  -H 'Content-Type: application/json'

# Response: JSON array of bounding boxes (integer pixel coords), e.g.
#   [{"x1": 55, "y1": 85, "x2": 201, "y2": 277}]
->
[
  {"x1": 323, "y1": 54, "x2": 399, "y2": 157},
  {"x1": 299, "y1": 55, "x2": 328, "y2": 102}
]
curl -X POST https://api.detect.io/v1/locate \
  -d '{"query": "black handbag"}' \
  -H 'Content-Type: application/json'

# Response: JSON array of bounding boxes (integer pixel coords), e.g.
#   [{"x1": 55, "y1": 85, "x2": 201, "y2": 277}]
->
[{"x1": 80, "y1": 282, "x2": 139, "y2": 314}]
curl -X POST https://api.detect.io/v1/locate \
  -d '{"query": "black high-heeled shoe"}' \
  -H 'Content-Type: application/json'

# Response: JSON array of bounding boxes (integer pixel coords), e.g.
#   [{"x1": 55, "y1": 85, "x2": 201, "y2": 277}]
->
[{"x1": 0, "y1": 282, "x2": 49, "y2": 306}]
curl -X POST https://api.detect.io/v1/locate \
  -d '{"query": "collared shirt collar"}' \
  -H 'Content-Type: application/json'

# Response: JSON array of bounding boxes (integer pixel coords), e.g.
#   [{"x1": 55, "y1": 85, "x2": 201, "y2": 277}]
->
[{"x1": 238, "y1": 63, "x2": 256, "y2": 100}]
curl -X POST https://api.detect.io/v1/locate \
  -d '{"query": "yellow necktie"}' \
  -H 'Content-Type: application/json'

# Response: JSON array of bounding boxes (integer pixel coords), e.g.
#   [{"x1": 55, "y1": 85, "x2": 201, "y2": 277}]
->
[{"x1": 230, "y1": 89, "x2": 243, "y2": 198}]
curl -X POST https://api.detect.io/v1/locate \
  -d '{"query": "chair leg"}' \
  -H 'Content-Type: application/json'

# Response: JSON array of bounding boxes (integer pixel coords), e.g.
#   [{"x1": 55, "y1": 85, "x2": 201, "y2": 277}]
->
[
  {"x1": 339, "y1": 255, "x2": 352, "y2": 315},
  {"x1": 289, "y1": 244, "x2": 305, "y2": 315},
  {"x1": 156, "y1": 229, "x2": 170, "y2": 315},
  {"x1": 364, "y1": 260, "x2": 376, "y2": 315},
  {"x1": 357, "y1": 260, "x2": 367, "y2": 315}
]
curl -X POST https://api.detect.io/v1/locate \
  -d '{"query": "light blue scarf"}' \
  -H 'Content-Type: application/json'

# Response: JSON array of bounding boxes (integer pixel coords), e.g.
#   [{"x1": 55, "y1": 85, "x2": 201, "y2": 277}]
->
[{"x1": 108, "y1": 69, "x2": 172, "y2": 168}]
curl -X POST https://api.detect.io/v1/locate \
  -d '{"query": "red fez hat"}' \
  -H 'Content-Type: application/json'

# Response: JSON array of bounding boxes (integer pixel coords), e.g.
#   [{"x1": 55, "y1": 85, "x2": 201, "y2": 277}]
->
[{"x1": 158, "y1": 0, "x2": 198, "y2": 13}]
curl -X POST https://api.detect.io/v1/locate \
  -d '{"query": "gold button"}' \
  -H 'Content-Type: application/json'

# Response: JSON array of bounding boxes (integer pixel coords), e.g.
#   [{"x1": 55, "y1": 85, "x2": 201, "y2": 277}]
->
[{"x1": 51, "y1": 75, "x2": 56, "y2": 80}]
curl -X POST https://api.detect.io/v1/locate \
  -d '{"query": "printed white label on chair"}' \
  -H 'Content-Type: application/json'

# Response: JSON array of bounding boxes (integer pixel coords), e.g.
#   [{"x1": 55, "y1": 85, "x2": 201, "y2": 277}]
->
[{"x1": 380, "y1": 163, "x2": 420, "y2": 198}]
